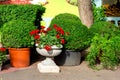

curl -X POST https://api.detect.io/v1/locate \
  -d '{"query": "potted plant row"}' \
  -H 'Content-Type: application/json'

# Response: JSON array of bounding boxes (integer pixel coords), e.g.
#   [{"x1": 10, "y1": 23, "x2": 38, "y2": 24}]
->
[{"x1": 0, "y1": 19, "x2": 36, "y2": 68}]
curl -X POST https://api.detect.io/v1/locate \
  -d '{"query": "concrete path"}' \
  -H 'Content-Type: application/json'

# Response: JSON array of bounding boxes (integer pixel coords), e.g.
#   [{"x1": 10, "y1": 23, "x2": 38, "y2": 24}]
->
[{"x1": 0, "y1": 61, "x2": 120, "y2": 80}]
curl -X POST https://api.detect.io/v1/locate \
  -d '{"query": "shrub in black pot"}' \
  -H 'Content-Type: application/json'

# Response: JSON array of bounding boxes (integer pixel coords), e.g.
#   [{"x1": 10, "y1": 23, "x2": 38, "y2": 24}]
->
[{"x1": 49, "y1": 13, "x2": 92, "y2": 66}]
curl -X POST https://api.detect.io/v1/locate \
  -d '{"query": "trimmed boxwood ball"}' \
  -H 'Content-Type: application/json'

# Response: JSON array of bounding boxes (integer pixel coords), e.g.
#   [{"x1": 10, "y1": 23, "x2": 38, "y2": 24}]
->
[
  {"x1": 49, "y1": 13, "x2": 92, "y2": 51},
  {"x1": 1, "y1": 20, "x2": 36, "y2": 48}
]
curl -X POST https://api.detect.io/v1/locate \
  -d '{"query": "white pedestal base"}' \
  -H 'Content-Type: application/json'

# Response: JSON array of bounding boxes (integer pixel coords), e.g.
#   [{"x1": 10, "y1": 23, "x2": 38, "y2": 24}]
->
[{"x1": 37, "y1": 58, "x2": 60, "y2": 73}]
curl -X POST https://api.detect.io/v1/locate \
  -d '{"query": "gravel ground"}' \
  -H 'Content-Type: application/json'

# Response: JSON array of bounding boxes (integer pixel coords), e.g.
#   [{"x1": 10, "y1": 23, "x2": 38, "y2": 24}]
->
[{"x1": 0, "y1": 61, "x2": 120, "y2": 80}]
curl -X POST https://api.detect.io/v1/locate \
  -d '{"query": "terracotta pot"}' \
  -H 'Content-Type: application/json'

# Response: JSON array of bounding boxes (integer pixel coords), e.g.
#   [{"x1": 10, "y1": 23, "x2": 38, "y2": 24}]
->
[{"x1": 8, "y1": 48, "x2": 30, "y2": 68}]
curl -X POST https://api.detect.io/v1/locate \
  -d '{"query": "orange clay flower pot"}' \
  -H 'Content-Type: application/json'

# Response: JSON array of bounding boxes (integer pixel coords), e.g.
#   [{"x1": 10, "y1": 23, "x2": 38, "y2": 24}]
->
[{"x1": 8, "y1": 48, "x2": 30, "y2": 68}]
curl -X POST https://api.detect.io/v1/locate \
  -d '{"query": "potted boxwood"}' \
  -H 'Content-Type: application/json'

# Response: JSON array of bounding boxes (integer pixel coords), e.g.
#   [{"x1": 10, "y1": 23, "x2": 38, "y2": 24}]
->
[
  {"x1": 49, "y1": 13, "x2": 92, "y2": 66},
  {"x1": 0, "y1": 19, "x2": 36, "y2": 68}
]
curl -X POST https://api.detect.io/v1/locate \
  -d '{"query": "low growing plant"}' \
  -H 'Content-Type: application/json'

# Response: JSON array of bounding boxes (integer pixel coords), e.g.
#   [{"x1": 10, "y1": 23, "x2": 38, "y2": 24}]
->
[
  {"x1": 86, "y1": 22, "x2": 120, "y2": 70},
  {"x1": 86, "y1": 33, "x2": 120, "y2": 70}
]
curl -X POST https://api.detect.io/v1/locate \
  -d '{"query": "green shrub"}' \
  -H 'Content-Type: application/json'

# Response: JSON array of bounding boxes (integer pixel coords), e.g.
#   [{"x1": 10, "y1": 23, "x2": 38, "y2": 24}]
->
[
  {"x1": 0, "y1": 18, "x2": 3, "y2": 27},
  {"x1": 1, "y1": 19, "x2": 36, "y2": 48},
  {"x1": 91, "y1": 1, "x2": 106, "y2": 22},
  {"x1": 86, "y1": 21, "x2": 120, "y2": 70},
  {"x1": 49, "y1": 13, "x2": 92, "y2": 51},
  {"x1": 89, "y1": 21, "x2": 118, "y2": 37},
  {"x1": 86, "y1": 33, "x2": 120, "y2": 70},
  {"x1": 0, "y1": 4, "x2": 45, "y2": 27}
]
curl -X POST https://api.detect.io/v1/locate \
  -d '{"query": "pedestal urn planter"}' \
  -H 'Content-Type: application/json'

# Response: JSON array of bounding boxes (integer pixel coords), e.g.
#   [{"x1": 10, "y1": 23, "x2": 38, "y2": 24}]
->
[{"x1": 36, "y1": 45, "x2": 62, "y2": 73}]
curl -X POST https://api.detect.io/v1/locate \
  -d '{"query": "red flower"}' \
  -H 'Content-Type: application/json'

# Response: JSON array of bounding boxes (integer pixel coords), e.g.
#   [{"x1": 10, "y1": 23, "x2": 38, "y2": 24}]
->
[
  {"x1": 46, "y1": 28, "x2": 51, "y2": 32},
  {"x1": 61, "y1": 39, "x2": 65, "y2": 44},
  {"x1": 44, "y1": 45, "x2": 52, "y2": 51},
  {"x1": 40, "y1": 29, "x2": 47, "y2": 33},
  {"x1": 30, "y1": 29, "x2": 39, "y2": 35},
  {"x1": 56, "y1": 34, "x2": 60, "y2": 39},
  {"x1": 53, "y1": 24, "x2": 58, "y2": 29},
  {"x1": 0, "y1": 47, "x2": 6, "y2": 51},
  {"x1": 30, "y1": 24, "x2": 68, "y2": 49},
  {"x1": 59, "y1": 29, "x2": 65, "y2": 35},
  {"x1": 54, "y1": 25, "x2": 65, "y2": 35},
  {"x1": 34, "y1": 34, "x2": 40, "y2": 39}
]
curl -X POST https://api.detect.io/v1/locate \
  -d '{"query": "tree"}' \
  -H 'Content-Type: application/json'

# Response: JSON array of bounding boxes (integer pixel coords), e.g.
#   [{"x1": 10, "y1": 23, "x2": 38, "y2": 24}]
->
[{"x1": 78, "y1": 0, "x2": 94, "y2": 28}]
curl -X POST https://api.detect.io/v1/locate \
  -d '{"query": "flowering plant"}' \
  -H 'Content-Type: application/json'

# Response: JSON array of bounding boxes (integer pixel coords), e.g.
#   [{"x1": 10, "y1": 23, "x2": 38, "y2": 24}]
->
[
  {"x1": 30, "y1": 24, "x2": 68, "y2": 51},
  {"x1": 0, "y1": 47, "x2": 7, "y2": 65}
]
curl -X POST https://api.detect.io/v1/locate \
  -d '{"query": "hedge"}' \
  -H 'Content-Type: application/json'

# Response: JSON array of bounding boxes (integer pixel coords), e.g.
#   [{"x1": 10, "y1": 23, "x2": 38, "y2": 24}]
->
[{"x1": 0, "y1": 4, "x2": 45, "y2": 27}]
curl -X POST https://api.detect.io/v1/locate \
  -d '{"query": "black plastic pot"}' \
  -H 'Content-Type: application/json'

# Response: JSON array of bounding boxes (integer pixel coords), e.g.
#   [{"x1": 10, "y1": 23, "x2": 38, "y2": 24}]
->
[{"x1": 54, "y1": 50, "x2": 81, "y2": 66}]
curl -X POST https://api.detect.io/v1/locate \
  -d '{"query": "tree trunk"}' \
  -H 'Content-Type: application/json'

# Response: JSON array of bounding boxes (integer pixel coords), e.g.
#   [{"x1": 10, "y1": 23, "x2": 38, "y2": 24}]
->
[{"x1": 78, "y1": 0, "x2": 94, "y2": 28}]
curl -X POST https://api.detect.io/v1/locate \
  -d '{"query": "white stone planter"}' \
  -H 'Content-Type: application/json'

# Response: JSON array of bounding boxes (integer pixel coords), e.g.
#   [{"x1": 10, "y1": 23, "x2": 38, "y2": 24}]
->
[{"x1": 36, "y1": 45, "x2": 62, "y2": 73}]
